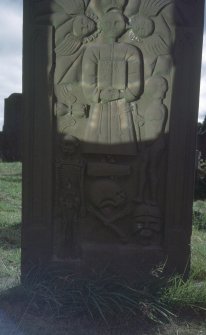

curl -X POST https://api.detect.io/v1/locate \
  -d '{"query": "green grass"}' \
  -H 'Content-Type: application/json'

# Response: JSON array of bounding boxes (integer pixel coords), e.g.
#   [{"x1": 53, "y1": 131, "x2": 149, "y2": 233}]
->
[
  {"x1": 191, "y1": 229, "x2": 206, "y2": 281},
  {"x1": 159, "y1": 202, "x2": 206, "y2": 316},
  {"x1": 0, "y1": 162, "x2": 206, "y2": 334},
  {"x1": 161, "y1": 273, "x2": 206, "y2": 312},
  {"x1": 193, "y1": 200, "x2": 206, "y2": 230},
  {"x1": 21, "y1": 268, "x2": 175, "y2": 325},
  {"x1": 0, "y1": 162, "x2": 21, "y2": 290}
]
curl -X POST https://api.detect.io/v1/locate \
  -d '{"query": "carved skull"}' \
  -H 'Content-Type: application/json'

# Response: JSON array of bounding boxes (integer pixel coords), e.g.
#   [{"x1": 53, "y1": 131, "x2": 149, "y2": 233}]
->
[
  {"x1": 89, "y1": 180, "x2": 126, "y2": 209},
  {"x1": 133, "y1": 204, "x2": 161, "y2": 239},
  {"x1": 61, "y1": 135, "x2": 79, "y2": 155}
]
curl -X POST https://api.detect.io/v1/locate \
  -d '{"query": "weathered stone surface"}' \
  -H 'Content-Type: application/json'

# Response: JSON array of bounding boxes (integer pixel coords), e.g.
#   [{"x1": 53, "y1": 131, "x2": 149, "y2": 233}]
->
[
  {"x1": 22, "y1": 0, "x2": 204, "y2": 279},
  {"x1": 3, "y1": 93, "x2": 22, "y2": 162},
  {"x1": 0, "y1": 132, "x2": 3, "y2": 160}
]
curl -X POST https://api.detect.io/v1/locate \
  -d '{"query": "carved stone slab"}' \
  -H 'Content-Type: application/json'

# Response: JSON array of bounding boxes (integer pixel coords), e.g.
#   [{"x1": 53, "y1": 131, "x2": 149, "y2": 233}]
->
[{"x1": 22, "y1": 0, "x2": 204, "y2": 279}]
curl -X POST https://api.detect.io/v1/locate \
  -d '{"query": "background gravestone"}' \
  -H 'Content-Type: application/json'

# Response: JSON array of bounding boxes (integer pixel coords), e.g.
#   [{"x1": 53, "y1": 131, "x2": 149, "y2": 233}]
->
[
  {"x1": 197, "y1": 119, "x2": 206, "y2": 160},
  {"x1": 22, "y1": 0, "x2": 205, "y2": 279},
  {"x1": 0, "y1": 131, "x2": 3, "y2": 160},
  {"x1": 3, "y1": 93, "x2": 22, "y2": 162}
]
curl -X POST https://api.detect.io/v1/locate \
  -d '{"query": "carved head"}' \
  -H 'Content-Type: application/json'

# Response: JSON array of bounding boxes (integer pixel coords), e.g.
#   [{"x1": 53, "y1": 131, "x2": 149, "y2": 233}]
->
[
  {"x1": 100, "y1": 11, "x2": 126, "y2": 39},
  {"x1": 61, "y1": 135, "x2": 79, "y2": 155},
  {"x1": 130, "y1": 14, "x2": 155, "y2": 38},
  {"x1": 133, "y1": 204, "x2": 161, "y2": 239},
  {"x1": 73, "y1": 15, "x2": 96, "y2": 38},
  {"x1": 100, "y1": 0, "x2": 126, "y2": 13}
]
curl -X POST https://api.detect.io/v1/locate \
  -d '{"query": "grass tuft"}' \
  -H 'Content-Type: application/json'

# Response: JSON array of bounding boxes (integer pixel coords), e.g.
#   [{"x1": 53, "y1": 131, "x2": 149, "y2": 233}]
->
[
  {"x1": 22, "y1": 267, "x2": 174, "y2": 324},
  {"x1": 0, "y1": 162, "x2": 206, "y2": 334},
  {"x1": 161, "y1": 275, "x2": 206, "y2": 312}
]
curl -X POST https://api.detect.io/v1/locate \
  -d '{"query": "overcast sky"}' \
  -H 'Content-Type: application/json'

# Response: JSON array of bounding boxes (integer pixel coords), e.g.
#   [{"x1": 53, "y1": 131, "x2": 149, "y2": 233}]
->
[
  {"x1": 0, "y1": 0, "x2": 22, "y2": 129},
  {"x1": 0, "y1": 0, "x2": 206, "y2": 130}
]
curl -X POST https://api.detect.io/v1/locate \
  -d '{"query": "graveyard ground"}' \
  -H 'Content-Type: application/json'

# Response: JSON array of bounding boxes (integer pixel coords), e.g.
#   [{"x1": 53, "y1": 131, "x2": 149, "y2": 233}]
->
[{"x1": 0, "y1": 162, "x2": 206, "y2": 335}]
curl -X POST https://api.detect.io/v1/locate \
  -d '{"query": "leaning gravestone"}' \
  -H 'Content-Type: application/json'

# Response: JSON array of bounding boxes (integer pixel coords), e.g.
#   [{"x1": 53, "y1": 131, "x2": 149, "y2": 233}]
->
[{"x1": 22, "y1": 0, "x2": 204, "y2": 279}]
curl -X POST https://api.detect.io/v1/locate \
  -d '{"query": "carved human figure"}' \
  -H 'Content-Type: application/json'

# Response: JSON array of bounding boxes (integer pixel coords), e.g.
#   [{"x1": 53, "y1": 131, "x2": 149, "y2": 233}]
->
[
  {"x1": 36, "y1": 0, "x2": 98, "y2": 109},
  {"x1": 54, "y1": 175, "x2": 81, "y2": 259},
  {"x1": 124, "y1": 0, "x2": 173, "y2": 79},
  {"x1": 82, "y1": 10, "x2": 143, "y2": 155},
  {"x1": 137, "y1": 76, "x2": 168, "y2": 204},
  {"x1": 54, "y1": 14, "x2": 96, "y2": 103},
  {"x1": 89, "y1": 0, "x2": 126, "y2": 16},
  {"x1": 55, "y1": 15, "x2": 96, "y2": 57},
  {"x1": 35, "y1": 0, "x2": 97, "y2": 85}
]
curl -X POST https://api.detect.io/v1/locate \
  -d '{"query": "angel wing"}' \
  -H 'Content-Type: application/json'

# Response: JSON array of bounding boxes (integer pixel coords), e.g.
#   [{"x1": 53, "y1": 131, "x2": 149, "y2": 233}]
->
[
  {"x1": 55, "y1": 34, "x2": 82, "y2": 56},
  {"x1": 143, "y1": 34, "x2": 171, "y2": 56},
  {"x1": 124, "y1": 0, "x2": 141, "y2": 17},
  {"x1": 84, "y1": 0, "x2": 90, "y2": 7},
  {"x1": 139, "y1": 0, "x2": 173, "y2": 17},
  {"x1": 34, "y1": 0, "x2": 84, "y2": 27},
  {"x1": 55, "y1": 0, "x2": 85, "y2": 15}
]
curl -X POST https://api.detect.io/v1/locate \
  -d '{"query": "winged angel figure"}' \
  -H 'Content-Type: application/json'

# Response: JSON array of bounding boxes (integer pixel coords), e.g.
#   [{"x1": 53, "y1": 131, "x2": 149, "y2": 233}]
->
[
  {"x1": 123, "y1": 0, "x2": 174, "y2": 79},
  {"x1": 35, "y1": 0, "x2": 99, "y2": 106},
  {"x1": 51, "y1": 0, "x2": 101, "y2": 105},
  {"x1": 53, "y1": 0, "x2": 98, "y2": 56}
]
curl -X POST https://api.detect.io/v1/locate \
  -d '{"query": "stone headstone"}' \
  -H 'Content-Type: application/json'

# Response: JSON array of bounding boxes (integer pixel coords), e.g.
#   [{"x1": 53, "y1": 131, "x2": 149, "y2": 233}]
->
[
  {"x1": 3, "y1": 93, "x2": 22, "y2": 161},
  {"x1": 0, "y1": 131, "x2": 3, "y2": 160},
  {"x1": 22, "y1": 0, "x2": 204, "y2": 279}
]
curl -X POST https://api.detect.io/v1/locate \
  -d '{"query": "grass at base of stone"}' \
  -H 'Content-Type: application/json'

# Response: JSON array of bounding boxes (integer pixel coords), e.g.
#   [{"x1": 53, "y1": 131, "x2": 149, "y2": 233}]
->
[
  {"x1": 0, "y1": 162, "x2": 206, "y2": 334},
  {"x1": 0, "y1": 162, "x2": 21, "y2": 291},
  {"x1": 191, "y1": 228, "x2": 206, "y2": 281},
  {"x1": 0, "y1": 285, "x2": 206, "y2": 335},
  {"x1": 159, "y1": 227, "x2": 206, "y2": 318},
  {"x1": 161, "y1": 274, "x2": 206, "y2": 313},
  {"x1": 20, "y1": 267, "x2": 175, "y2": 325}
]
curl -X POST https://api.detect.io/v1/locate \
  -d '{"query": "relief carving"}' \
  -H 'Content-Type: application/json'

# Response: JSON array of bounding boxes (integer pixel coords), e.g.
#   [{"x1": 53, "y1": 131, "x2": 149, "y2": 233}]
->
[
  {"x1": 123, "y1": 0, "x2": 174, "y2": 78},
  {"x1": 132, "y1": 75, "x2": 168, "y2": 240},
  {"x1": 89, "y1": 0, "x2": 126, "y2": 16},
  {"x1": 137, "y1": 75, "x2": 168, "y2": 205},
  {"x1": 82, "y1": 10, "x2": 143, "y2": 155},
  {"x1": 87, "y1": 179, "x2": 130, "y2": 242},
  {"x1": 54, "y1": 161, "x2": 85, "y2": 259},
  {"x1": 53, "y1": 0, "x2": 98, "y2": 109},
  {"x1": 49, "y1": 0, "x2": 177, "y2": 253},
  {"x1": 133, "y1": 203, "x2": 162, "y2": 245}
]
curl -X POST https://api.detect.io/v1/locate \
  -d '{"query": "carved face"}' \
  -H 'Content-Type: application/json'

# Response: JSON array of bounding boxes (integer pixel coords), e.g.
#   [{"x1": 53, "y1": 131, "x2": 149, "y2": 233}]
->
[
  {"x1": 101, "y1": 11, "x2": 126, "y2": 39},
  {"x1": 100, "y1": 0, "x2": 126, "y2": 13},
  {"x1": 131, "y1": 14, "x2": 154, "y2": 38},
  {"x1": 61, "y1": 135, "x2": 79, "y2": 155},
  {"x1": 133, "y1": 204, "x2": 161, "y2": 239},
  {"x1": 73, "y1": 15, "x2": 96, "y2": 38}
]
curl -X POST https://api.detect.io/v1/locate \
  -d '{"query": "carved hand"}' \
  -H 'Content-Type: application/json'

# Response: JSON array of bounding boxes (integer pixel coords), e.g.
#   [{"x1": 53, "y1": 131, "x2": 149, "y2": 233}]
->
[{"x1": 100, "y1": 88, "x2": 120, "y2": 102}]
